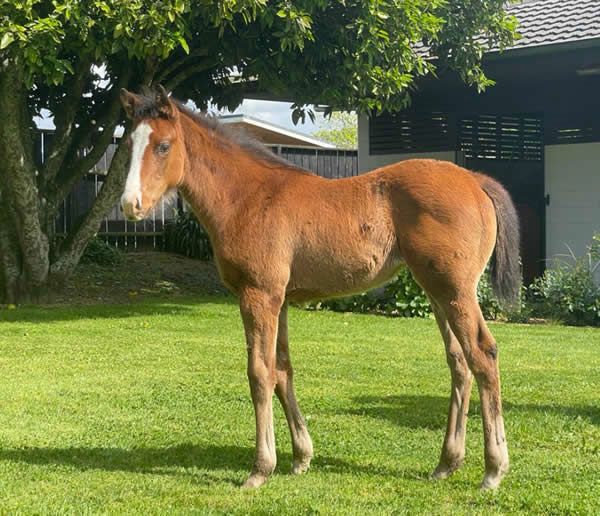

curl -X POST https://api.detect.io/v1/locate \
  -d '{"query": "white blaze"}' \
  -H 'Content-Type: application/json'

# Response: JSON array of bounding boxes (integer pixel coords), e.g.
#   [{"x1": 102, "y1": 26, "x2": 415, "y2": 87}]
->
[{"x1": 122, "y1": 122, "x2": 153, "y2": 208}]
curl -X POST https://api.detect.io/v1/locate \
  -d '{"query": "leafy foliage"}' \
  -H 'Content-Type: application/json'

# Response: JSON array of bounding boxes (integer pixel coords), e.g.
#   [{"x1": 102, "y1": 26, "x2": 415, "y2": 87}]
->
[
  {"x1": 80, "y1": 237, "x2": 121, "y2": 266},
  {"x1": 312, "y1": 112, "x2": 358, "y2": 148},
  {"x1": 380, "y1": 267, "x2": 432, "y2": 318},
  {"x1": 528, "y1": 235, "x2": 600, "y2": 326},
  {"x1": 1, "y1": 0, "x2": 519, "y2": 118},
  {"x1": 163, "y1": 211, "x2": 213, "y2": 261}
]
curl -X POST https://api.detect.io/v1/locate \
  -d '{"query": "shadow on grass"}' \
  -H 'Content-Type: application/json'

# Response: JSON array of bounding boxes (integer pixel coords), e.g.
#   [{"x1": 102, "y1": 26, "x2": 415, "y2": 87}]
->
[
  {"x1": 0, "y1": 295, "x2": 236, "y2": 324},
  {"x1": 0, "y1": 443, "x2": 425, "y2": 484},
  {"x1": 346, "y1": 394, "x2": 600, "y2": 429}
]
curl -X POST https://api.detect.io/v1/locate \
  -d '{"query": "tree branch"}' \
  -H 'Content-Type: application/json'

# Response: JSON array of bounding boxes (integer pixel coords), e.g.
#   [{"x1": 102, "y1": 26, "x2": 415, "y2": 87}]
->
[
  {"x1": 155, "y1": 48, "x2": 210, "y2": 85},
  {"x1": 50, "y1": 139, "x2": 129, "y2": 280},
  {"x1": 53, "y1": 68, "x2": 131, "y2": 207},
  {"x1": 165, "y1": 58, "x2": 216, "y2": 91},
  {"x1": 42, "y1": 60, "x2": 91, "y2": 183}
]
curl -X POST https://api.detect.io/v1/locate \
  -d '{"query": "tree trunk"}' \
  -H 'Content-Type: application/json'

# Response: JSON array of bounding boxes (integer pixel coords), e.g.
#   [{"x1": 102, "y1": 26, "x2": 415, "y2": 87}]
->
[
  {"x1": 0, "y1": 57, "x2": 50, "y2": 303},
  {"x1": 0, "y1": 57, "x2": 130, "y2": 304},
  {"x1": 0, "y1": 187, "x2": 23, "y2": 303}
]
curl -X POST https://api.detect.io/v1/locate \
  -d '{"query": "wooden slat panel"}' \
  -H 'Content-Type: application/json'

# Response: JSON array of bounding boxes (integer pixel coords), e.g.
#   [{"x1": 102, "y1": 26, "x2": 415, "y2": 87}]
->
[
  {"x1": 369, "y1": 112, "x2": 453, "y2": 155},
  {"x1": 459, "y1": 114, "x2": 543, "y2": 161}
]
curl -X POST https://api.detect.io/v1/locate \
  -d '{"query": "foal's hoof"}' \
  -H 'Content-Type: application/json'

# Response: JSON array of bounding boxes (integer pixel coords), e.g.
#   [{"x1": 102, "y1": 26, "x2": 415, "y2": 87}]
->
[
  {"x1": 480, "y1": 463, "x2": 509, "y2": 490},
  {"x1": 242, "y1": 472, "x2": 269, "y2": 489},
  {"x1": 291, "y1": 457, "x2": 312, "y2": 475},
  {"x1": 430, "y1": 459, "x2": 463, "y2": 481}
]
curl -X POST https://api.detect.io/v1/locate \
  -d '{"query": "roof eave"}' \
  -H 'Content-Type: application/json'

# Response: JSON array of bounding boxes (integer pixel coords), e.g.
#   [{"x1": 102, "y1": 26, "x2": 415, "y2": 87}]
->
[
  {"x1": 220, "y1": 114, "x2": 338, "y2": 149},
  {"x1": 484, "y1": 37, "x2": 600, "y2": 61}
]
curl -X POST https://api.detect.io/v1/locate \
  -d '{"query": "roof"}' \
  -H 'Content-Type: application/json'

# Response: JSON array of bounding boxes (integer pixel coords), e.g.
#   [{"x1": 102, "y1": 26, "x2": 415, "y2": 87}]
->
[
  {"x1": 219, "y1": 114, "x2": 337, "y2": 149},
  {"x1": 503, "y1": 0, "x2": 600, "y2": 52}
]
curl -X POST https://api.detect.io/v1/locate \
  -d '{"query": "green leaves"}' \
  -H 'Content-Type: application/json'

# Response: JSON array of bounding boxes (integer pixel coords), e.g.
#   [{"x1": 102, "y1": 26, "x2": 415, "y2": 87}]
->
[
  {"x1": 312, "y1": 112, "x2": 358, "y2": 148},
  {"x1": 2, "y1": 0, "x2": 518, "y2": 112},
  {"x1": 0, "y1": 32, "x2": 15, "y2": 49},
  {"x1": 163, "y1": 211, "x2": 213, "y2": 261}
]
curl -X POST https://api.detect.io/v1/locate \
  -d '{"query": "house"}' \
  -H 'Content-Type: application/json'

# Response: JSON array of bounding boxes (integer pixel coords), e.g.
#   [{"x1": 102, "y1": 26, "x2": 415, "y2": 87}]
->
[{"x1": 358, "y1": 0, "x2": 600, "y2": 283}]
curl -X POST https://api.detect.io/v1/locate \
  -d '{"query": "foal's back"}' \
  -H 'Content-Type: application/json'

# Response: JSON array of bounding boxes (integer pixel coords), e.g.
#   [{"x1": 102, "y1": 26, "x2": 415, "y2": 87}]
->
[{"x1": 278, "y1": 159, "x2": 496, "y2": 303}]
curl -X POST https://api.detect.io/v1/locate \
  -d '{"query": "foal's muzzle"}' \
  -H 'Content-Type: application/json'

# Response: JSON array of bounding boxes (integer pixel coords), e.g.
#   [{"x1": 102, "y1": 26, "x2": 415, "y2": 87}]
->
[{"x1": 120, "y1": 195, "x2": 143, "y2": 221}]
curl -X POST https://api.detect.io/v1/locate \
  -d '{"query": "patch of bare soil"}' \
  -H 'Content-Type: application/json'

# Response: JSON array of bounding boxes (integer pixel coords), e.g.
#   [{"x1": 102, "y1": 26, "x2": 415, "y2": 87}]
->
[{"x1": 51, "y1": 252, "x2": 229, "y2": 306}]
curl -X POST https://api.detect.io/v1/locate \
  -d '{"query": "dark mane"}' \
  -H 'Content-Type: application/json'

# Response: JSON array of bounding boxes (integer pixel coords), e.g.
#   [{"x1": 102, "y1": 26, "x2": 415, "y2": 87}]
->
[{"x1": 130, "y1": 90, "x2": 312, "y2": 174}]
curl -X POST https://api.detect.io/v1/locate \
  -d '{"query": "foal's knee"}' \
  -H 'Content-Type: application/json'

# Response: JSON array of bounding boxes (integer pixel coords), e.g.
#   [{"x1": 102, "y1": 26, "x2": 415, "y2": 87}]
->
[{"x1": 247, "y1": 361, "x2": 276, "y2": 395}]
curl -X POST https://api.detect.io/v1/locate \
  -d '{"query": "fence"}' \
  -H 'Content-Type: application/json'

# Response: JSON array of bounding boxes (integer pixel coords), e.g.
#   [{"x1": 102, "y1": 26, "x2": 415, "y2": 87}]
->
[
  {"x1": 270, "y1": 145, "x2": 359, "y2": 178},
  {"x1": 41, "y1": 132, "x2": 358, "y2": 249}
]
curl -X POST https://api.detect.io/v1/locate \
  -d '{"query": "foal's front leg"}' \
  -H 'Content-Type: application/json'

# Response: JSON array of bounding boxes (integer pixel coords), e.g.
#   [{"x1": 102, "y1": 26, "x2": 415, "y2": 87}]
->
[{"x1": 239, "y1": 287, "x2": 282, "y2": 488}]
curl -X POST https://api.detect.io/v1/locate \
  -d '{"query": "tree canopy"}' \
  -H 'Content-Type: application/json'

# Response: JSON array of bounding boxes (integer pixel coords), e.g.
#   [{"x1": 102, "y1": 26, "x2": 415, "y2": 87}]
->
[
  {"x1": 0, "y1": 0, "x2": 518, "y2": 303},
  {"x1": 313, "y1": 112, "x2": 358, "y2": 148}
]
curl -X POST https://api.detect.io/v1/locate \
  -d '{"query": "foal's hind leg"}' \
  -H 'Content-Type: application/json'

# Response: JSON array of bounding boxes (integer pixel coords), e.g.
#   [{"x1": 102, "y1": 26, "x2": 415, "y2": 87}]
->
[
  {"x1": 430, "y1": 302, "x2": 474, "y2": 480},
  {"x1": 442, "y1": 294, "x2": 509, "y2": 489},
  {"x1": 274, "y1": 302, "x2": 313, "y2": 474},
  {"x1": 239, "y1": 287, "x2": 282, "y2": 488}
]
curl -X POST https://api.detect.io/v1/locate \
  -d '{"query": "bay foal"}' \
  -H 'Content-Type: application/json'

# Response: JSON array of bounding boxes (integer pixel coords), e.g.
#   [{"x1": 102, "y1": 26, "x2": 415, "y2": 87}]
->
[{"x1": 119, "y1": 87, "x2": 520, "y2": 490}]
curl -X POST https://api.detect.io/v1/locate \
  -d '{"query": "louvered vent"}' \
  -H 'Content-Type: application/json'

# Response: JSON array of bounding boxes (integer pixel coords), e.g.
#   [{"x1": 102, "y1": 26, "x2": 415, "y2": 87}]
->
[
  {"x1": 459, "y1": 114, "x2": 543, "y2": 161},
  {"x1": 369, "y1": 112, "x2": 452, "y2": 155},
  {"x1": 546, "y1": 113, "x2": 600, "y2": 145}
]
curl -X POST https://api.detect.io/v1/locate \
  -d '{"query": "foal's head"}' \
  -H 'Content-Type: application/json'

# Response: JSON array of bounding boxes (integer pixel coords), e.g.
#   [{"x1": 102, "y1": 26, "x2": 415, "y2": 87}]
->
[{"x1": 119, "y1": 86, "x2": 185, "y2": 221}]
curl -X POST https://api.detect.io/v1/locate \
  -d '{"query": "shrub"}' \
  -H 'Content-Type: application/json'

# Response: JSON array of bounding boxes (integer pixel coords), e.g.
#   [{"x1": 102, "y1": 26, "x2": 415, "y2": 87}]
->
[
  {"x1": 81, "y1": 237, "x2": 121, "y2": 266},
  {"x1": 528, "y1": 237, "x2": 600, "y2": 326},
  {"x1": 163, "y1": 211, "x2": 213, "y2": 260},
  {"x1": 476, "y1": 270, "x2": 503, "y2": 320},
  {"x1": 379, "y1": 266, "x2": 432, "y2": 318}
]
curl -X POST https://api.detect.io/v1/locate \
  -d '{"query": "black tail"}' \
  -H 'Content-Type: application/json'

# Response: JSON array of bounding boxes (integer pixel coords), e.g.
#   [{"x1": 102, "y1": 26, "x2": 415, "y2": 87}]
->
[{"x1": 478, "y1": 175, "x2": 521, "y2": 304}]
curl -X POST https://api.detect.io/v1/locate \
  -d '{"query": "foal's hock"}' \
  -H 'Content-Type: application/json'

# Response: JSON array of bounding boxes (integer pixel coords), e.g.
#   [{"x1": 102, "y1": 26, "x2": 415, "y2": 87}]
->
[{"x1": 119, "y1": 86, "x2": 520, "y2": 490}]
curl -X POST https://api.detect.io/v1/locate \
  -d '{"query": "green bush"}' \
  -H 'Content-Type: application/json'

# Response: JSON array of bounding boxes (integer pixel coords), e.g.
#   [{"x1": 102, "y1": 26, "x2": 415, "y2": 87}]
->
[
  {"x1": 380, "y1": 266, "x2": 432, "y2": 318},
  {"x1": 528, "y1": 236, "x2": 600, "y2": 326},
  {"x1": 476, "y1": 270, "x2": 502, "y2": 320},
  {"x1": 163, "y1": 211, "x2": 213, "y2": 260},
  {"x1": 81, "y1": 237, "x2": 121, "y2": 266}
]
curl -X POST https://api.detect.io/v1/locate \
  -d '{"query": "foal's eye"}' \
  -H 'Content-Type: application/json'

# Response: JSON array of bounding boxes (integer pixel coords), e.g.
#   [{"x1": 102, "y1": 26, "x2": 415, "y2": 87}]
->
[{"x1": 157, "y1": 142, "x2": 170, "y2": 154}]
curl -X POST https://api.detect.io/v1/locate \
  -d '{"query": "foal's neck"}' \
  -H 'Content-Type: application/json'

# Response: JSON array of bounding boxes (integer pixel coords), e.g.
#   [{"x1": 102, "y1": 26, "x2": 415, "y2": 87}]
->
[{"x1": 176, "y1": 112, "x2": 280, "y2": 241}]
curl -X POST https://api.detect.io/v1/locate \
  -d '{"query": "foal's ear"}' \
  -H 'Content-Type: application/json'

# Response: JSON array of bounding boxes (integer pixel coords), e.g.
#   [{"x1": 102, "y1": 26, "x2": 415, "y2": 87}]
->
[
  {"x1": 156, "y1": 85, "x2": 179, "y2": 120},
  {"x1": 120, "y1": 88, "x2": 139, "y2": 119}
]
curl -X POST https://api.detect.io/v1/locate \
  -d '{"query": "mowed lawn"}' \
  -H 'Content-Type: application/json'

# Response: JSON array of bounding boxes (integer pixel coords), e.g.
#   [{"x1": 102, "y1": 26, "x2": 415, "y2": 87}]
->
[{"x1": 0, "y1": 297, "x2": 598, "y2": 514}]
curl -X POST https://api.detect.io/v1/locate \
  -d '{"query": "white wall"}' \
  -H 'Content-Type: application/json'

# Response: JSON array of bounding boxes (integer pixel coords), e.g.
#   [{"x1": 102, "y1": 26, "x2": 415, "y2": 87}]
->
[
  {"x1": 358, "y1": 114, "x2": 455, "y2": 173},
  {"x1": 546, "y1": 142, "x2": 600, "y2": 276}
]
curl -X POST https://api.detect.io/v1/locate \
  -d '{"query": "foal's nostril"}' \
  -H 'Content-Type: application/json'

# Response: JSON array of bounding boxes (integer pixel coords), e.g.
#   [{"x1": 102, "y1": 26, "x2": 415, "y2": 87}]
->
[{"x1": 135, "y1": 198, "x2": 142, "y2": 211}]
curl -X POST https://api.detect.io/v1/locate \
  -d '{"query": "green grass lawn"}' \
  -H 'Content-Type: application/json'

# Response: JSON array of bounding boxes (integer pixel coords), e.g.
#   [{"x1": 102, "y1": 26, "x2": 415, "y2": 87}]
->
[{"x1": 0, "y1": 297, "x2": 599, "y2": 514}]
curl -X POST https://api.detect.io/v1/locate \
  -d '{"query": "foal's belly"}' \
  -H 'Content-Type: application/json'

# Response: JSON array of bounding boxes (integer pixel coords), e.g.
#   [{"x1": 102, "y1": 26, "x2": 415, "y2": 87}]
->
[{"x1": 286, "y1": 237, "x2": 403, "y2": 303}]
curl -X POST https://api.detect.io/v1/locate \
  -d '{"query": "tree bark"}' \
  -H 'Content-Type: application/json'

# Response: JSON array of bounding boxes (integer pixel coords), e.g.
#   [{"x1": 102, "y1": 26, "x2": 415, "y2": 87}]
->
[
  {"x1": 0, "y1": 57, "x2": 49, "y2": 303},
  {"x1": 0, "y1": 186, "x2": 23, "y2": 303}
]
